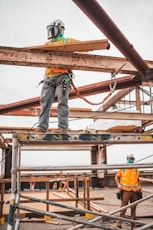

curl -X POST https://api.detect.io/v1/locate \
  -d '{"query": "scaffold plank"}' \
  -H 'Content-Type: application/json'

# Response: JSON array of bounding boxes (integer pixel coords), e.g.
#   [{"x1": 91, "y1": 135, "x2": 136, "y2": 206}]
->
[{"x1": 18, "y1": 132, "x2": 153, "y2": 145}]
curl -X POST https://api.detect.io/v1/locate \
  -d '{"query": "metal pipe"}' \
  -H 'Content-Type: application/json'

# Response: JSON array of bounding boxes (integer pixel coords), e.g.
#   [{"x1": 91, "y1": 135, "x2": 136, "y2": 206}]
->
[
  {"x1": 16, "y1": 146, "x2": 21, "y2": 223},
  {"x1": 68, "y1": 192, "x2": 153, "y2": 230},
  {"x1": 72, "y1": 0, "x2": 150, "y2": 78},
  {"x1": 20, "y1": 194, "x2": 144, "y2": 226},
  {"x1": 136, "y1": 222, "x2": 153, "y2": 230},
  {"x1": 17, "y1": 163, "x2": 153, "y2": 171},
  {"x1": 109, "y1": 193, "x2": 153, "y2": 215},
  {"x1": 7, "y1": 133, "x2": 19, "y2": 230},
  {"x1": 17, "y1": 205, "x2": 116, "y2": 230}
]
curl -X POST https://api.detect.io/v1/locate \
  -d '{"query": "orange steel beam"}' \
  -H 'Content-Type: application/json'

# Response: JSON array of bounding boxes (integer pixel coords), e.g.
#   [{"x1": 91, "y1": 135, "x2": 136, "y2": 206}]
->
[
  {"x1": 3, "y1": 107, "x2": 91, "y2": 117},
  {"x1": 0, "y1": 75, "x2": 141, "y2": 114},
  {"x1": 72, "y1": 0, "x2": 153, "y2": 80}
]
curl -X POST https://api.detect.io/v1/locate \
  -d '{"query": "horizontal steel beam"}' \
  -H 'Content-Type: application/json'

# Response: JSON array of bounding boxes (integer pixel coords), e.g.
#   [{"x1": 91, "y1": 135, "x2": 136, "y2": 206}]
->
[
  {"x1": 0, "y1": 75, "x2": 140, "y2": 114},
  {"x1": 17, "y1": 163, "x2": 153, "y2": 171},
  {"x1": 0, "y1": 110, "x2": 153, "y2": 121},
  {"x1": 1, "y1": 46, "x2": 153, "y2": 74}
]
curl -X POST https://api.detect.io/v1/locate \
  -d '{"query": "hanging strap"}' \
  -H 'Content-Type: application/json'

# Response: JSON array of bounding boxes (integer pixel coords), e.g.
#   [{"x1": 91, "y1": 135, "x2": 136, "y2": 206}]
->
[{"x1": 70, "y1": 77, "x2": 112, "y2": 106}]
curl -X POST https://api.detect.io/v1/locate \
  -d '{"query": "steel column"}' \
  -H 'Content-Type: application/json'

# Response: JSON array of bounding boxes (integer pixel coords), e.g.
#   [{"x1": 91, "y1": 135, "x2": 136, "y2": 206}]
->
[{"x1": 7, "y1": 134, "x2": 19, "y2": 230}]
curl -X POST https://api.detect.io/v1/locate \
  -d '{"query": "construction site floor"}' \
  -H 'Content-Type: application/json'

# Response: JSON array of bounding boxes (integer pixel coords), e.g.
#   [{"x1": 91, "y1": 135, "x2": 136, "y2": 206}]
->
[{"x1": 1, "y1": 186, "x2": 153, "y2": 229}]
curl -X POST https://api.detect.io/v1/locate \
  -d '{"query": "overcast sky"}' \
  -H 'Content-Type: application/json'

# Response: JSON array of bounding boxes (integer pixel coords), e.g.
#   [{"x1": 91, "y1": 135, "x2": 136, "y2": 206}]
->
[{"x1": 1, "y1": 0, "x2": 153, "y2": 168}]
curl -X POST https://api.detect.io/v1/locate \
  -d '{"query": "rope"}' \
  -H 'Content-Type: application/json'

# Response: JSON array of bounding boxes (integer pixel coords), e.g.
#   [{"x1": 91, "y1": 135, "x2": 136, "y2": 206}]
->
[{"x1": 70, "y1": 79, "x2": 112, "y2": 106}]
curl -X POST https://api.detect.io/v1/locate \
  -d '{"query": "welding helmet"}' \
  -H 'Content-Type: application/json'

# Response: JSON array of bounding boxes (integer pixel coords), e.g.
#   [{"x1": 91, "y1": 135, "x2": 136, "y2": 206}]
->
[
  {"x1": 127, "y1": 154, "x2": 135, "y2": 163},
  {"x1": 46, "y1": 19, "x2": 65, "y2": 39}
]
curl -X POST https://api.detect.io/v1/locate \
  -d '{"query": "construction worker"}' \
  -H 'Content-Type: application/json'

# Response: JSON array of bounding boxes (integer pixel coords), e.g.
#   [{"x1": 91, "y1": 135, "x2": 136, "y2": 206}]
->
[
  {"x1": 115, "y1": 154, "x2": 141, "y2": 229},
  {"x1": 34, "y1": 19, "x2": 78, "y2": 133}
]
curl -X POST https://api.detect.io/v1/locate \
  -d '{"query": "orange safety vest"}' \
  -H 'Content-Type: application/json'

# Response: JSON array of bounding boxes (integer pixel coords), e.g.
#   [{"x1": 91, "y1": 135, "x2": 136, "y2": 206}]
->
[
  {"x1": 117, "y1": 168, "x2": 139, "y2": 192},
  {"x1": 45, "y1": 38, "x2": 77, "y2": 76}
]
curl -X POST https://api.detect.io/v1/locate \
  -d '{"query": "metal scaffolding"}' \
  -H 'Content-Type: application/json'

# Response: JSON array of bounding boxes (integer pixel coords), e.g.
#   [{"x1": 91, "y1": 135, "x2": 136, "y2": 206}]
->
[{"x1": 5, "y1": 133, "x2": 153, "y2": 230}]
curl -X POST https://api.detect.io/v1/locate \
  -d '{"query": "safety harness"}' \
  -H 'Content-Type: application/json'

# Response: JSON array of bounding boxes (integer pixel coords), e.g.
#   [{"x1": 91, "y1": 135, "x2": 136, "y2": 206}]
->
[
  {"x1": 38, "y1": 72, "x2": 114, "y2": 104},
  {"x1": 38, "y1": 73, "x2": 72, "y2": 95},
  {"x1": 38, "y1": 38, "x2": 126, "y2": 105},
  {"x1": 38, "y1": 37, "x2": 72, "y2": 95}
]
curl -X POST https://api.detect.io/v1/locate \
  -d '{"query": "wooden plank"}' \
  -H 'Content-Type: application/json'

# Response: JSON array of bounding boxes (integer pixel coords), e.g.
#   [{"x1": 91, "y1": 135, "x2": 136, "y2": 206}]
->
[
  {"x1": 20, "y1": 218, "x2": 45, "y2": 223},
  {"x1": 24, "y1": 39, "x2": 110, "y2": 52},
  {"x1": 45, "y1": 220, "x2": 59, "y2": 225}
]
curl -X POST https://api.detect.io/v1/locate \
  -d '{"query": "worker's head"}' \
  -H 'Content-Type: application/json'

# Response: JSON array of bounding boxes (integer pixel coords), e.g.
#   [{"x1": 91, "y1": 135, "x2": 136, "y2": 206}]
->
[
  {"x1": 127, "y1": 154, "x2": 135, "y2": 163},
  {"x1": 46, "y1": 19, "x2": 65, "y2": 40}
]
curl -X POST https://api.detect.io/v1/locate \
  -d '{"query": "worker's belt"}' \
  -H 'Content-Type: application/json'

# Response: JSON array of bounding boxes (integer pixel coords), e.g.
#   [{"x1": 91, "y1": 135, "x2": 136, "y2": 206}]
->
[
  {"x1": 38, "y1": 74, "x2": 72, "y2": 95},
  {"x1": 39, "y1": 79, "x2": 63, "y2": 88}
]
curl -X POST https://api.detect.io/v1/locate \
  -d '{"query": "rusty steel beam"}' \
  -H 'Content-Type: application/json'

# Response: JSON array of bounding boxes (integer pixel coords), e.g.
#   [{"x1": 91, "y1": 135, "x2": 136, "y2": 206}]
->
[
  {"x1": 0, "y1": 75, "x2": 141, "y2": 114},
  {"x1": 99, "y1": 88, "x2": 135, "y2": 112},
  {"x1": 3, "y1": 107, "x2": 91, "y2": 117},
  {"x1": 70, "y1": 75, "x2": 141, "y2": 97},
  {"x1": 1, "y1": 46, "x2": 153, "y2": 74},
  {"x1": 72, "y1": 0, "x2": 153, "y2": 80},
  {"x1": 0, "y1": 111, "x2": 153, "y2": 122}
]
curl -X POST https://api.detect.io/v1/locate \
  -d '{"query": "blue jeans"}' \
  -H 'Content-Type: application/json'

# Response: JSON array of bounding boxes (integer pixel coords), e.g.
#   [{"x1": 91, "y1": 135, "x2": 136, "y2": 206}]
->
[{"x1": 37, "y1": 73, "x2": 70, "y2": 132}]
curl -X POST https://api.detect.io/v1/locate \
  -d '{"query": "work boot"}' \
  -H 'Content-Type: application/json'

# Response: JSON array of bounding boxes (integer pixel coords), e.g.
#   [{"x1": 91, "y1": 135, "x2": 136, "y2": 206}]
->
[
  {"x1": 32, "y1": 127, "x2": 46, "y2": 133},
  {"x1": 55, "y1": 128, "x2": 68, "y2": 134}
]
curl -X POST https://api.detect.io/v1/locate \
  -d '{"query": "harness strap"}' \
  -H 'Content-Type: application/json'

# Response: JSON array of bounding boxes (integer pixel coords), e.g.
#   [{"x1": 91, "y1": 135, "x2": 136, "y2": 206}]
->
[{"x1": 38, "y1": 74, "x2": 72, "y2": 95}]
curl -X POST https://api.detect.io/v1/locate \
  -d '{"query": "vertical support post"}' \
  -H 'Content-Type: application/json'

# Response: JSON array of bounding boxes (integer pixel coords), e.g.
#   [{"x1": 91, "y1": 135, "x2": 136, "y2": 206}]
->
[
  {"x1": 97, "y1": 145, "x2": 106, "y2": 187},
  {"x1": 44, "y1": 181, "x2": 51, "y2": 221},
  {"x1": 15, "y1": 146, "x2": 21, "y2": 230},
  {"x1": 1, "y1": 148, "x2": 6, "y2": 178},
  {"x1": 135, "y1": 86, "x2": 141, "y2": 112},
  {"x1": 66, "y1": 179, "x2": 69, "y2": 194},
  {"x1": 83, "y1": 178, "x2": 86, "y2": 209},
  {"x1": 59, "y1": 171, "x2": 63, "y2": 191},
  {"x1": 0, "y1": 182, "x2": 5, "y2": 224},
  {"x1": 141, "y1": 85, "x2": 145, "y2": 113},
  {"x1": 90, "y1": 146, "x2": 98, "y2": 188},
  {"x1": 149, "y1": 82, "x2": 153, "y2": 114},
  {"x1": 7, "y1": 134, "x2": 19, "y2": 230},
  {"x1": 46, "y1": 182, "x2": 49, "y2": 212},
  {"x1": 85, "y1": 178, "x2": 93, "y2": 219},
  {"x1": 86, "y1": 179, "x2": 90, "y2": 211},
  {"x1": 75, "y1": 176, "x2": 79, "y2": 208}
]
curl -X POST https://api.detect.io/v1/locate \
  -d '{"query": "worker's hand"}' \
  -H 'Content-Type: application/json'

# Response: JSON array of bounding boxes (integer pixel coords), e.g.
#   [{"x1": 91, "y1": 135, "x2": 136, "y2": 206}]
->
[
  {"x1": 118, "y1": 184, "x2": 122, "y2": 190},
  {"x1": 136, "y1": 185, "x2": 141, "y2": 192}
]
